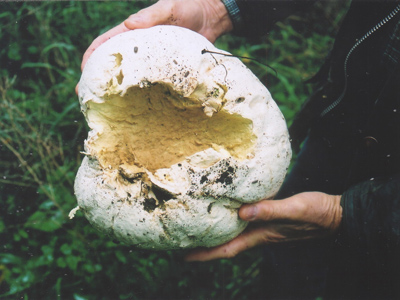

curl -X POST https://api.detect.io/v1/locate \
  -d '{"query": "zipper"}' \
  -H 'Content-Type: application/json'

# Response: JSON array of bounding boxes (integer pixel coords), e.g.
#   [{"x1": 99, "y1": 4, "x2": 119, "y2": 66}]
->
[{"x1": 320, "y1": 3, "x2": 400, "y2": 117}]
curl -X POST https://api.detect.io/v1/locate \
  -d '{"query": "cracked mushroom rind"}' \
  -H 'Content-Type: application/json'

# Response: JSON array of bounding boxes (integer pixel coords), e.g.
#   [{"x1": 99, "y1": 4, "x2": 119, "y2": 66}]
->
[{"x1": 74, "y1": 25, "x2": 291, "y2": 249}]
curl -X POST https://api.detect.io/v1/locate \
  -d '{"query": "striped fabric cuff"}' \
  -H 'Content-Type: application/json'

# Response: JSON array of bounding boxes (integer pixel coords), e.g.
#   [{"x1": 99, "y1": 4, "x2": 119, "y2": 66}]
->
[{"x1": 221, "y1": 0, "x2": 243, "y2": 31}]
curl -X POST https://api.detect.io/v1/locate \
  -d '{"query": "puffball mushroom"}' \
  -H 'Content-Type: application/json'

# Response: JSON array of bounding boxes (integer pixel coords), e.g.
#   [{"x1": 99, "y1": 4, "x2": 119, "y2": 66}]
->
[{"x1": 74, "y1": 25, "x2": 291, "y2": 250}]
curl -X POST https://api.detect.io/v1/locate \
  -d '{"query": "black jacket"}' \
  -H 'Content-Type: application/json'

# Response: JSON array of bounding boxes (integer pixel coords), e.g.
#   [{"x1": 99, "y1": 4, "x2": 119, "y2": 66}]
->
[{"x1": 228, "y1": 0, "x2": 400, "y2": 298}]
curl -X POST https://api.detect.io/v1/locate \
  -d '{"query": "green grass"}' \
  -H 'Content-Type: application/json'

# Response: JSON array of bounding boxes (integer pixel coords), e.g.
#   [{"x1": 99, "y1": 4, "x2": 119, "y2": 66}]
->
[{"x1": 0, "y1": 1, "x2": 348, "y2": 299}]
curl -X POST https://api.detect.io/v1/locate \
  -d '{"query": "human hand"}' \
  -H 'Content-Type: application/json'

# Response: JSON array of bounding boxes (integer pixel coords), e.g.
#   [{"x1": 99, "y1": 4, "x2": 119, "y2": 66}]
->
[
  {"x1": 185, "y1": 192, "x2": 342, "y2": 261},
  {"x1": 80, "y1": 0, "x2": 233, "y2": 71}
]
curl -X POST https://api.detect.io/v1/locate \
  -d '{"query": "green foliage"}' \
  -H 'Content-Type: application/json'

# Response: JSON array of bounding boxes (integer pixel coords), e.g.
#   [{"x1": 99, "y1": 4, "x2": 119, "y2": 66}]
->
[{"x1": 0, "y1": 1, "x2": 348, "y2": 299}]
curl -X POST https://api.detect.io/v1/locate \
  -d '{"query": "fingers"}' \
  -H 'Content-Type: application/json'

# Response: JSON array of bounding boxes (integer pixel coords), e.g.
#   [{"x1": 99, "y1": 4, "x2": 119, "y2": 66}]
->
[
  {"x1": 240, "y1": 193, "x2": 342, "y2": 233},
  {"x1": 185, "y1": 200, "x2": 298, "y2": 262},
  {"x1": 184, "y1": 201, "x2": 291, "y2": 262},
  {"x1": 81, "y1": 22, "x2": 130, "y2": 71},
  {"x1": 185, "y1": 226, "x2": 284, "y2": 262},
  {"x1": 80, "y1": 0, "x2": 230, "y2": 72},
  {"x1": 185, "y1": 193, "x2": 343, "y2": 262},
  {"x1": 125, "y1": 0, "x2": 231, "y2": 43}
]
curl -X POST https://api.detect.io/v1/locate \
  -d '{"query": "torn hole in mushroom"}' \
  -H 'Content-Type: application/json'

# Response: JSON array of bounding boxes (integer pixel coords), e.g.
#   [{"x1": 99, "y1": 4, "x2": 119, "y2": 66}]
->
[{"x1": 86, "y1": 83, "x2": 257, "y2": 175}]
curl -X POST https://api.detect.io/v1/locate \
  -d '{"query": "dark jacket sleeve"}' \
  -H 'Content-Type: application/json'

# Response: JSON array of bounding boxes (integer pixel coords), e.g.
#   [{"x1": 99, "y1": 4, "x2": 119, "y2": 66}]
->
[
  {"x1": 225, "y1": 0, "x2": 317, "y2": 37},
  {"x1": 339, "y1": 175, "x2": 400, "y2": 267}
]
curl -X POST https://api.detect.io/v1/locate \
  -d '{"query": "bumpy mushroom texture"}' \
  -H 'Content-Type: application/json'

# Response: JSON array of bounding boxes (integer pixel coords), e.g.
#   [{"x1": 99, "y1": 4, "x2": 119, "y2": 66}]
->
[{"x1": 75, "y1": 25, "x2": 291, "y2": 249}]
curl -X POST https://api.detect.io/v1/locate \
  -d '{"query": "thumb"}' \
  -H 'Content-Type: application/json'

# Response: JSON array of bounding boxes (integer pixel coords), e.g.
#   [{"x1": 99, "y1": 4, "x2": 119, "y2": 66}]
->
[
  {"x1": 124, "y1": 1, "x2": 174, "y2": 30},
  {"x1": 239, "y1": 199, "x2": 303, "y2": 222}
]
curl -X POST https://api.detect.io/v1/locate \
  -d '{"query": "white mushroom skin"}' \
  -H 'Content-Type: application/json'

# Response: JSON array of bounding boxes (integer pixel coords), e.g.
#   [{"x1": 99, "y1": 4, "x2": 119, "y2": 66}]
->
[{"x1": 75, "y1": 25, "x2": 291, "y2": 250}]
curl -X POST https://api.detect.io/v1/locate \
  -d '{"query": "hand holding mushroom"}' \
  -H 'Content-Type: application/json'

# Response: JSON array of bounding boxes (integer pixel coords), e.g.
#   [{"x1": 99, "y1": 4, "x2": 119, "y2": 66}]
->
[
  {"x1": 185, "y1": 192, "x2": 342, "y2": 261},
  {"x1": 80, "y1": 0, "x2": 233, "y2": 71}
]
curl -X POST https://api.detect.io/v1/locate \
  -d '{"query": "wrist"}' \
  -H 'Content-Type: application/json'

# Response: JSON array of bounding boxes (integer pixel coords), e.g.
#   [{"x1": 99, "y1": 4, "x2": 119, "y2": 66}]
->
[
  {"x1": 199, "y1": 0, "x2": 234, "y2": 41},
  {"x1": 332, "y1": 195, "x2": 343, "y2": 233}
]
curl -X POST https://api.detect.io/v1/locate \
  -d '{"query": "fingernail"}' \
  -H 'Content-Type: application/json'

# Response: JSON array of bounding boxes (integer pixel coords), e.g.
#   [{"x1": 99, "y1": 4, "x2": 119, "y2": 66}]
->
[
  {"x1": 124, "y1": 18, "x2": 137, "y2": 28},
  {"x1": 125, "y1": 15, "x2": 142, "y2": 26},
  {"x1": 242, "y1": 205, "x2": 257, "y2": 221}
]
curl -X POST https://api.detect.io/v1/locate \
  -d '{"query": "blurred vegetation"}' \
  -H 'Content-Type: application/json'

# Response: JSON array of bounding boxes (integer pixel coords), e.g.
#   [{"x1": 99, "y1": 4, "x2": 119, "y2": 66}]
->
[{"x1": 0, "y1": 1, "x2": 349, "y2": 299}]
